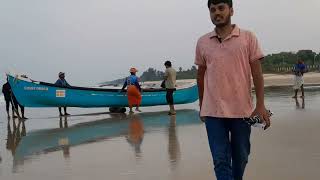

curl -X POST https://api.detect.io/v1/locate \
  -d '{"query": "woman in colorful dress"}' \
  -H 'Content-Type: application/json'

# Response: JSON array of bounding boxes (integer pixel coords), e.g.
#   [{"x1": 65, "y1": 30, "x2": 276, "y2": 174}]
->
[{"x1": 121, "y1": 68, "x2": 142, "y2": 113}]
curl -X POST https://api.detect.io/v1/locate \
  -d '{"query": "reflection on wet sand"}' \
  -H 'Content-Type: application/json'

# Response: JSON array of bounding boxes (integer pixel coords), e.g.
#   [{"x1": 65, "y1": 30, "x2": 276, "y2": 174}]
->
[
  {"x1": 126, "y1": 114, "x2": 144, "y2": 159},
  {"x1": 59, "y1": 116, "x2": 69, "y2": 129},
  {"x1": 6, "y1": 118, "x2": 26, "y2": 155},
  {"x1": 6, "y1": 118, "x2": 27, "y2": 171},
  {"x1": 294, "y1": 97, "x2": 305, "y2": 109},
  {"x1": 59, "y1": 116, "x2": 70, "y2": 158},
  {"x1": 11, "y1": 109, "x2": 200, "y2": 168},
  {"x1": 167, "y1": 115, "x2": 180, "y2": 170}
]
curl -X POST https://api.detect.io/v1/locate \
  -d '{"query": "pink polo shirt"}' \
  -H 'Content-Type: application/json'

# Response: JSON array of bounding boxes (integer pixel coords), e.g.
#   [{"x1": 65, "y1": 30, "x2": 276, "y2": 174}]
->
[{"x1": 195, "y1": 25, "x2": 264, "y2": 118}]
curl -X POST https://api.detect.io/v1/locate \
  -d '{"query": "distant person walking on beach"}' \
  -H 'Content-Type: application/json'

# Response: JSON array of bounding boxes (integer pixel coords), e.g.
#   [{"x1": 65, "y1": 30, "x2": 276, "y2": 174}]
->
[
  {"x1": 163, "y1": 61, "x2": 177, "y2": 115},
  {"x1": 121, "y1": 68, "x2": 142, "y2": 113},
  {"x1": 55, "y1": 72, "x2": 71, "y2": 116},
  {"x1": 2, "y1": 77, "x2": 27, "y2": 119},
  {"x1": 292, "y1": 59, "x2": 307, "y2": 98},
  {"x1": 195, "y1": 0, "x2": 270, "y2": 179}
]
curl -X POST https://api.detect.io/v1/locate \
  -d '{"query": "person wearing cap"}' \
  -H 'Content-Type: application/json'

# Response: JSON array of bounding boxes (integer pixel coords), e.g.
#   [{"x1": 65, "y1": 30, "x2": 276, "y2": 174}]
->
[
  {"x1": 55, "y1": 72, "x2": 71, "y2": 116},
  {"x1": 195, "y1": 0, "x2": 270, "y2": 179},
  {"x1": 163, "y1": 61, "x2": 177, "y2": 115},
  {"x1": 121, "y1": 68, "x2": 142, "y2": 113}
]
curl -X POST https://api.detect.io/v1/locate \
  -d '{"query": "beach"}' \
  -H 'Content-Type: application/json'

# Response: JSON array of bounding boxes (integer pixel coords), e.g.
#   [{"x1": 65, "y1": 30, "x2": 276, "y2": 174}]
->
[
  {"x1": 0, "y1": 84, "x2": 320, "y2": 180},
  {"x1": 141, "y1": 72, "x2": 320, "y2": 89},
  {"x1": 263, "y1": 72, "x2": 320, "y2": 87},
  {"x1": 1, "y1": 0, "x2": 320, "y2": 179}
]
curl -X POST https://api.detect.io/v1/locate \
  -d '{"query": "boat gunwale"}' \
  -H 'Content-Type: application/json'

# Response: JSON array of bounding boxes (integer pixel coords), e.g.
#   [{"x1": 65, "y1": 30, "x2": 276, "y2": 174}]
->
[{"x1": 9, "y1": 75, "x2": 196, "y2": 93}]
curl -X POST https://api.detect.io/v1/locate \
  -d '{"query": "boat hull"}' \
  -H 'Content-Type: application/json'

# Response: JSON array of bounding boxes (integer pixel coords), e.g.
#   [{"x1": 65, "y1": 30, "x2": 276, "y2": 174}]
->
[{"x1": 8, "y1": 75, "x2": 198, "y2": 107}]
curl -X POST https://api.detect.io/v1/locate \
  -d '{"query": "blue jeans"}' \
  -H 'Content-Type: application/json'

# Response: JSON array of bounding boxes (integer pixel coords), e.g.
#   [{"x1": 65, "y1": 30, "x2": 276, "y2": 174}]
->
[{"x1": 205, "y1": 117, "x2": 251, "y2": 180}]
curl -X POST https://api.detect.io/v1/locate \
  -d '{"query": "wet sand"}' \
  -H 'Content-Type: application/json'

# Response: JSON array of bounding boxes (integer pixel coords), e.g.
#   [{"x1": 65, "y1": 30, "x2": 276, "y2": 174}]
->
[{"x1": 0, "y1": 87, "x2": 320, "y2": 180}]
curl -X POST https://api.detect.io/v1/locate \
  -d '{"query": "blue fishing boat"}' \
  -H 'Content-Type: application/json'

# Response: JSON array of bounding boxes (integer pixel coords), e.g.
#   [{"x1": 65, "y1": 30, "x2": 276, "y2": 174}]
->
[{"x1": 7, "y1": 74, "x2": 198, "y2": 110}]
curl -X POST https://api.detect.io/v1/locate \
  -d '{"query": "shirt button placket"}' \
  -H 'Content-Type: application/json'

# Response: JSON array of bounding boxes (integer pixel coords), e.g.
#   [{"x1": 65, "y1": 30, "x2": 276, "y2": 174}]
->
[{"x1": 220, "y1": 43, "x2": 224, "y2": 48}]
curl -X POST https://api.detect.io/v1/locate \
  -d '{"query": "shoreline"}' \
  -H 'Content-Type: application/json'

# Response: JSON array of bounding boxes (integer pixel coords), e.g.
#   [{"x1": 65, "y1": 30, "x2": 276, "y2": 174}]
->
[
  {"x1": 147, "y1": 72, "x2": 320, "y2": 88},
  {"x1": 263, "y1": 72, "x2": 320, "y2": 87}
]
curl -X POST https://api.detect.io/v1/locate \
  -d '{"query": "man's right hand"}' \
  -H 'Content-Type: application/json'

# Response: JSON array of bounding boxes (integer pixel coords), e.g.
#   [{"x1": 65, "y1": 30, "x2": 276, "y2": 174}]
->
[
  {"x1": 197, "y1": 65, "x2": 205, "y2": 123},
  {"x1": 199, "y1": 104, "x2": 205, "y2": 123},
  {"x1": 200, "y1": 116, "x2": 206, "y2": 123}
]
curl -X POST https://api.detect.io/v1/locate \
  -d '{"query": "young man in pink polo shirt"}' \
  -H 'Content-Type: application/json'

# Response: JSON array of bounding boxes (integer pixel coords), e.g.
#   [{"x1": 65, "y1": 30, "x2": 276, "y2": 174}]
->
[{"x1": 195, "y1": 0, "x2": 271, "y2": 179}]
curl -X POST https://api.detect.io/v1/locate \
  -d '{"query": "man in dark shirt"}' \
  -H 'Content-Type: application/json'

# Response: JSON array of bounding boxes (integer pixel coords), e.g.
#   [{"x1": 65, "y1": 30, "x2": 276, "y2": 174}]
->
[
  {"x1": 2, "y1": 77, "x2": 27, "y2": 119},
  {"x1": 55, "y1": 72, "x2": 71, "y2": 116},
  {"x1": 2, "y1": 78, "x2": 13, "y2": 118},
  {"x1": 12, "y1": 93, "x2": 27, "y2": 119}
]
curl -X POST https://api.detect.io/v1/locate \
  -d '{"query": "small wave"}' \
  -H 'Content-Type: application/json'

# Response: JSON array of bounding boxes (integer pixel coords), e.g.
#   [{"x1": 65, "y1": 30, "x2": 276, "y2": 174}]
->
[{"x1": 304, "y1": 85, "x2": 320, "y2": 90}]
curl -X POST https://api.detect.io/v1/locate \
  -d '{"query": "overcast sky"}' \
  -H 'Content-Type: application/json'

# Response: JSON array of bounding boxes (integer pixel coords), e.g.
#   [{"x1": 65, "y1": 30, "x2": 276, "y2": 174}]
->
[{"x1": 1, "y1": 0, "x2": 319, "y2": 85}]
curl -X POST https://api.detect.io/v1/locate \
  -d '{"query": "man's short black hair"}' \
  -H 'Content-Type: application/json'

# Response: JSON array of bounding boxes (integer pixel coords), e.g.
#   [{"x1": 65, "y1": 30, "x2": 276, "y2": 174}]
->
[
  {"x1": 164, "y1": 61, "x2": 172, "y2": 67},
  {"x1": 207, "y1": 0, "x2": 233, "y2": 8}
]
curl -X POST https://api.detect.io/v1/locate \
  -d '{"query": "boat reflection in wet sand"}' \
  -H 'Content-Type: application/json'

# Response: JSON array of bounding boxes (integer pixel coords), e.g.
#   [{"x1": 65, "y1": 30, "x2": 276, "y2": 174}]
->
[{"x1": 13, "y1": 109, "x2": 200, "y2": 161}]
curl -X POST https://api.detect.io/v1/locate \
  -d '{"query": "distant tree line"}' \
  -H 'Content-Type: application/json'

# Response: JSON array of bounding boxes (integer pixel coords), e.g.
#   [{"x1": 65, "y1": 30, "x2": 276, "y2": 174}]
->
[
  {"x1": 102, "y1": 50, "x2": 320, "y2": 84},
  {"x1": 262, "y1": 50, "x2": 320, "y2": 73},
  {"x1": 139, "y1": 66, "x2": 197, "y2": 81},
  {"x1": 102, "y1": 66, "x2": 197, "y2": 85}
]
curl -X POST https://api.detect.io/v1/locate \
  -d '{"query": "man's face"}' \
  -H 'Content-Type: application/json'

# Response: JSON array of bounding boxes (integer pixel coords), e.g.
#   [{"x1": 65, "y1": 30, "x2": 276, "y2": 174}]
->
[
  {"x1": 60, "y1": 74, "x2": 65, "y2": 79},
  {"x1": 209, "y1": 3, "x2": 233, "y2": 27}
]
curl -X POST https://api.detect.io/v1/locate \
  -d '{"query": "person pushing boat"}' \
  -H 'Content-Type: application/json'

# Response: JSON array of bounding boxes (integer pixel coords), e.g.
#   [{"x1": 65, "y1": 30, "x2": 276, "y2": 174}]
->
[
  {"x1": 2, "y1": 77, "x2": 27, "y2": 119},
  {"x1": 121, "y1": 68, "x2": 142, "y2": 113}
]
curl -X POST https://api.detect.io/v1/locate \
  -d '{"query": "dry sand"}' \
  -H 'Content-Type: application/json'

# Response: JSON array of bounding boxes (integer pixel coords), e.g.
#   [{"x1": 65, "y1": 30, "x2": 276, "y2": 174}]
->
[
  {"x1": 142, "y1": 72, "x2": 320, "y2": 88},
  {"x1": 264, "y1": 72, "x2": 320, "y2": 87}
]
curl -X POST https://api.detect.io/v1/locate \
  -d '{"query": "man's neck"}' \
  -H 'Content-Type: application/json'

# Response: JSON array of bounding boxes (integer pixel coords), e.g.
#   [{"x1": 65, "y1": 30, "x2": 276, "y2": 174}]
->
[{"x1": 215, "y1": 24, "x2": 234, "y2": 40}]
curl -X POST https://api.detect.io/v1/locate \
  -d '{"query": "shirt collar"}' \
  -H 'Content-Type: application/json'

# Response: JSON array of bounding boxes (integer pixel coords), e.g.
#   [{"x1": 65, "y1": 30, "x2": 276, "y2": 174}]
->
[{"x1": 209, "y1": 25, "x2": 240, "y2": 39}]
